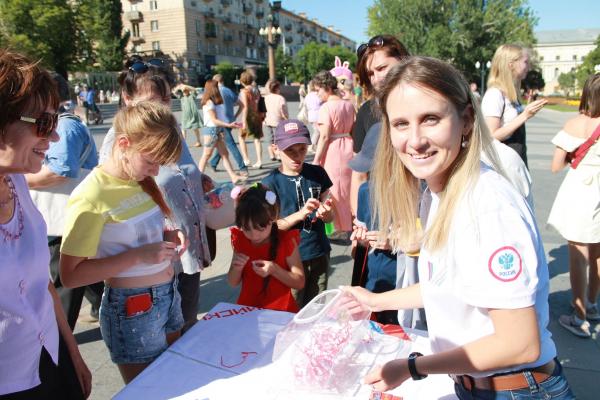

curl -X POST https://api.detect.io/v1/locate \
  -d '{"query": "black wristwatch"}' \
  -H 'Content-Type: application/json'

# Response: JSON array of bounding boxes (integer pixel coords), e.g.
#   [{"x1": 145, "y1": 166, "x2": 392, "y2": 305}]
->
[{"x1": 407, "y1": 352, "x2": 427, "y2": 380}]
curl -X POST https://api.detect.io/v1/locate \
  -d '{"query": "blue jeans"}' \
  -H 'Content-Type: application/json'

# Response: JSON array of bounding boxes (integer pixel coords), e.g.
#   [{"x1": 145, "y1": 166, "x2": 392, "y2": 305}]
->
[
  {"x1": 99, "y1": 279, "x2": 184, "y2": 364},
  {"x1": 209, "y1": 127, "x2": 247, "y2": 171},
  {"x1": 454, "y1": 359, "x2": 574, "y2": 399}
]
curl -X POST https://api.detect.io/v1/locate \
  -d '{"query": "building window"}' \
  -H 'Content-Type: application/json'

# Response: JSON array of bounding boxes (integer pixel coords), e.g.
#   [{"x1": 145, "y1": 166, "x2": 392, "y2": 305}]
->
[
  {"x1": 197, "y1": 40, "x2": 203, "y2": 53},
  {"x1": 540, "y1": 56, "x2": 544, "y2": 61},
  {"x1": 555, "y1": 55, "x2": 560, "y2": 61},
  {"x1": 196, "y1": 20, "x2": 202, "y2": 34},
  {"x1": 149, "y1": 1, "x2": 158, "y2": 11},
  {"x1": 131, "y1": 22, "x2": 140, "y2": 37},
  {"x1": 152, "y1": 41, "x2": 160, "y2": 51},
  {"x1": 554, "y1": 67, "x2": 559, "y2": 78},
  {"x1": 151, "y1": 20, "x2": 159, "y2": 32},
  {"x1": 573, "y1": 55, "x2": 577, "y2": 61},
  {"x1": 134, "y1": 44, "x2": 142, "y2": 53},
  {"x1": 191, "y1": 0, "x2": 197, "y2": 6}
]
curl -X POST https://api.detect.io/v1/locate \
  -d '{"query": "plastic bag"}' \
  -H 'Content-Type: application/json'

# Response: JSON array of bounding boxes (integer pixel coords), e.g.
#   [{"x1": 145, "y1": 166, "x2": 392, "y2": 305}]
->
[
  {"x1": 272, "y1": 289, "x2": 403, "y2": 396},
  {"x1": 203, "y1": 183, "x2": 235, "y2": 230}
]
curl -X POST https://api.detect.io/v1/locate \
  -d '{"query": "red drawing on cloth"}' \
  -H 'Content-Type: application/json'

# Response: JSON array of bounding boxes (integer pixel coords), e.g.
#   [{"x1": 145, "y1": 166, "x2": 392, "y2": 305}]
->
[
  {"x1": 202, "y1": 306, "x2": 260, "y2": 321},
  {"x1": 220, "y1": 351, "x2": 258, "y2": 368}
]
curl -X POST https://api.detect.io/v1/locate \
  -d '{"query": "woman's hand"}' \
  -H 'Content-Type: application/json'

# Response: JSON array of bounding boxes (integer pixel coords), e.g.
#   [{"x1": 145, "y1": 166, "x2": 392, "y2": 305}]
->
[
  {"x1": 523, "y1": 99, "x2": 547, "y2": 119},
  {"x1": 231, "y1": 252, "x2": 250, "y2": 271},
  {"x1": 340, "y1": 285, "x2": 382, "y2": 312},
  {"x1": 134, "y1": 241, "x2": 178, "y2": 265},
  {"x1": 164, "y1": 229, "x2": 188, "y2": 258},
  {"x1": 365, "y1": 359, "x2": 410, "y2": 392},
  {"x1": 350, "y1": 218, "x2": 369, "y2": 245},
  {"x1": 73, "y1": 350, "x2": 92, "y2": 398},
  {"x1": 251, "y1": 260, "x2": 276, "y2": 277}
]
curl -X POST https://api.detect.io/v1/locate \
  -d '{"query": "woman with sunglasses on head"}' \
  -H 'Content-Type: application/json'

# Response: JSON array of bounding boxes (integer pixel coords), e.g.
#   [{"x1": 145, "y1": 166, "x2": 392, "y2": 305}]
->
[
  {"x1": 343, "y1": 57, "x2": 573, "y2": 399},
  {"x1": 98, "y1": 57, "x2": 214, "y2": 334},
  {"x1": 61, "y1": 102, "x2": 185, "y2": 384},
  {"x1": 197, "y1": 79, "x2": 247, "y2": 184},
  {"x1": 351, "y1": 35, "x2": 409, "y2": 219},
  {"x1": 0, "y1": 50, "x2": 91, "y2": 399}
]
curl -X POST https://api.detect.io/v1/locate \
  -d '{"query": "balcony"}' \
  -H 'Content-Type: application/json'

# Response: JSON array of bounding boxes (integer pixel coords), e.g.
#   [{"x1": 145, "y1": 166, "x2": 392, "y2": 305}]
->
[
  {"x1": 256, "y1": 11, "x2": 264, "y2": 19},
  {"x1": 242, "y1": 5, "x2": 252, "y2": 15},
  {"x1": 125, "y1": 11, "x2": 142, "y2": 21},
  {"x1": 131, "y1": 34, "x2": 145, "y2": 44},
  {"x1": 285, "y1": 36, "x2": 293, "y2": 44},
  {"x1": 284, "y1": 23, "x2": 292, "y2": 31},
  {"x1": 222, "y1": 15, "x2": 232, "y2": 23},
  {"x1": 245, "y1": 23, "x2": 254, "y2": 30},
  {"x1": 220, "y1": 0, "x2": 231, "y2": 6},
  {"x1": 224, "y1": 34, "x2": 233, "y2": 42},
  {"x1": 203, "y1": 0, "x2": 212, "y2": 3},
  {"x1": 203, "y1": 10, "x2": 215, "y2": 18},
  {"x1": 297, "y1": 26, "x2": 304, "y2": 34}
]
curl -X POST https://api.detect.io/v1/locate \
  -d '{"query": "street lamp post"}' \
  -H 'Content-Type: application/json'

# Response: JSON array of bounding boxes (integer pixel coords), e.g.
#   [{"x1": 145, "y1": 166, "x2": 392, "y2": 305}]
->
[
  {"x1": 259, "y1": 16, "x2": 281, "y2": 82},
  {"x1": 475, "y1": 60, "x2": 492, "y2": 94}
]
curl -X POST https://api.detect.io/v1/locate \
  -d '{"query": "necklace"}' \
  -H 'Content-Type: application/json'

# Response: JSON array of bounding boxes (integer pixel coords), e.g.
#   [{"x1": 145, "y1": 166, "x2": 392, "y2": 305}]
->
[
  {"x1": 0, "y1": 176, "x2": 14, "y2": 208},
  {"x1": 0, "y1": 176, "x2": 25, "y2": 242}
]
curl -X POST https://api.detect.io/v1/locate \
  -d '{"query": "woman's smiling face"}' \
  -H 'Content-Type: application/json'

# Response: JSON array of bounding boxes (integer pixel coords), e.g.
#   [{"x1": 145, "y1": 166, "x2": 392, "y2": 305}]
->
[{"x1": 386, "y1": 82, "x2": 466, "y2": 192}]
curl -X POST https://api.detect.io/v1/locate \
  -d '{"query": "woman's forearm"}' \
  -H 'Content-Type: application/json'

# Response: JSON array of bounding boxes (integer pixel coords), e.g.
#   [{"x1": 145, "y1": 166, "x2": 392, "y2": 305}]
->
[
  {"x1": 489, "y1": 113, "x2": 528, "y2": 141},
  {"x1": 60, "y1": 250, "x2": 141, "y2": 288}
]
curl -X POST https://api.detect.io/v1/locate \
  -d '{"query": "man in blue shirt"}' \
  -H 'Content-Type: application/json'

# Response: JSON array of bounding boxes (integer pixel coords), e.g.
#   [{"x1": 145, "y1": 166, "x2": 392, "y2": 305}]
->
[
  {"x1": 26, "y1": 73, "x2": 102, "y2": 330},
  {"x1": 84, "y1": 86, "x2": 103, "y2": 124},
  {"x1": 209, "y1": 74, "x2": 248, "y2": 175}
]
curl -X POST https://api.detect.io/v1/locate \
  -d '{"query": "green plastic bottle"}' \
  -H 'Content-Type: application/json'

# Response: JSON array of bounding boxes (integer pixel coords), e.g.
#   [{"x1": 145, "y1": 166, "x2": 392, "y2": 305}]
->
[{"x1": 324, "y1": 221, "x2": 335, "y2": 237}]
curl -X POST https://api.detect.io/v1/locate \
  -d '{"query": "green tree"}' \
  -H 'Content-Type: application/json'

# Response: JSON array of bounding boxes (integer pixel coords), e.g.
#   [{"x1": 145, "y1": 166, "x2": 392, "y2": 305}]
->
[
  {"x1": 575, "y1": 35, "x2": 600, "y2": 89},
  {"x1": 213, "y1": 61, "x2": 241, "y2": 88},
  {"x1": 558, "y1": 71, "x2": 577, "y2": 98},
  {"x1": 291, "y1": 43, "x2": 356, "y2": 83},
  {"x1": 0, "y1": 0, "x2": 76, "y2": 77},
  {"x1": 367, "y1": 0, "x2": 537, "y2": 81},
  {"x1": 75, "y1": 0, "x2": 129, "y2": 71},
  {"x1": 274, "y1": 46, "x2": 294, "y2": 83}
]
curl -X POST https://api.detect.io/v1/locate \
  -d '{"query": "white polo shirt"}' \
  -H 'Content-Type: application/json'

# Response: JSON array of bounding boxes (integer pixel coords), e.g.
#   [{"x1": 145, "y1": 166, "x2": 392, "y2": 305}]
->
[{"x1": 418, "y1": 164, "x2": 555, "y2": 377}]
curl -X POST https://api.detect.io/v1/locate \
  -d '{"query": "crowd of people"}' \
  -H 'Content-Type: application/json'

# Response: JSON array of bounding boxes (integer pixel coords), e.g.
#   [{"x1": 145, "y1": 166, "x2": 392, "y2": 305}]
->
[{"x1": 1, "y1": 27, "x2": 598, "y2": 399}]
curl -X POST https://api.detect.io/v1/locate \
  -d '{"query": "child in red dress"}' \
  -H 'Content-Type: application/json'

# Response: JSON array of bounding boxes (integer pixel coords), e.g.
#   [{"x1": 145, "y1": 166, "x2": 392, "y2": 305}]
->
[{"x1": 228, "y1": 183, "x2": 305, "y2": 312}]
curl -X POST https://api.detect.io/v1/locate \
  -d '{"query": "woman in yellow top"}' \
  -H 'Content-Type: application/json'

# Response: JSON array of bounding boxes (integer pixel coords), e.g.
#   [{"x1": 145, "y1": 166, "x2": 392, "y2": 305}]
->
[{"x1": 59, "y1": 102, "x2": 185, "y2": 383}]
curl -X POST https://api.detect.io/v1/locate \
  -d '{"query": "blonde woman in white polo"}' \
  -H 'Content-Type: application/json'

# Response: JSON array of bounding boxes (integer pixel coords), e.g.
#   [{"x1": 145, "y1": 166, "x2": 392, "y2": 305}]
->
[{"x1": 344, "y1": 57, "x2": 573, "y2": 399}]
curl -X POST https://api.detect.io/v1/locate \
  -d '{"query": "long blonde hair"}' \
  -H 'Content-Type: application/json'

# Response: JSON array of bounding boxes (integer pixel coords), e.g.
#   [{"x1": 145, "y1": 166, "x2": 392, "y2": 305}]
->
[
  {"x1": 112, "y1": 101, "x2": 182, "y2": 216},
  {"x1": 372, "y1": 56, "x2": 503, "y2": 253},
  {"x1": 487, "y1": 44, "x2": 526, "y2": 103}
]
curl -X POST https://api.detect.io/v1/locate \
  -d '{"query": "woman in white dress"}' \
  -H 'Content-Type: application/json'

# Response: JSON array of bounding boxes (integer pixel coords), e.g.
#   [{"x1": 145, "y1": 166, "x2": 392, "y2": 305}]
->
[{"x1": 548, "y1": 73, "x2": 600, "y2": 338}]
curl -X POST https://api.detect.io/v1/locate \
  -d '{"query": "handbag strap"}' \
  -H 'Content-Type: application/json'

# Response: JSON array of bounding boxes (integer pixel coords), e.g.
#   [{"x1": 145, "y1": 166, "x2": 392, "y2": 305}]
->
[{"x1": 571, "y1": 122, "x2": 600, "y2": 169}]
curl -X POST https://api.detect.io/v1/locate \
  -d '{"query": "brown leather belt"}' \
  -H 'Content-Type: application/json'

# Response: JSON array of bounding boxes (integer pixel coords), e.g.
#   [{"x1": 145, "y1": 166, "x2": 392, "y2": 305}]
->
[{"x1": 450, "y1": 360, "x2": 556, "y2": 392}]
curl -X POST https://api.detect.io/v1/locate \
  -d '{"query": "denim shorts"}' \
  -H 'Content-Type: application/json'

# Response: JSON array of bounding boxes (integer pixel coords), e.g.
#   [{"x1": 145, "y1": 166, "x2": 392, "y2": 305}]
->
[
  {"x1": 202, "y1": 126, "x2": 223, "y2": 147},
  {"x1": 454, "y1": 358, "x2": 575, "y2": 400},
  {"x1": 99, "y1": 279, "x2": 184, "y2": 364}
]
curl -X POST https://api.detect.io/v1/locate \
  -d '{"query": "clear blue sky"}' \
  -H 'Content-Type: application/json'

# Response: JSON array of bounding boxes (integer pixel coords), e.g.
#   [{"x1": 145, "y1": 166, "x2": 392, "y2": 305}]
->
[{"x1": 280, "y1": 0, "x2": 600, "y2": 46}]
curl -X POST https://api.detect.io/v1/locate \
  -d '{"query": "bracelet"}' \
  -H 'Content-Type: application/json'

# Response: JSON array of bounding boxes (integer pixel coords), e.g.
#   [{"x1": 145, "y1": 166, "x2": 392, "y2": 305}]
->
[{"x1": 407, "y1": 352, "x2": 427, "y2": 380}]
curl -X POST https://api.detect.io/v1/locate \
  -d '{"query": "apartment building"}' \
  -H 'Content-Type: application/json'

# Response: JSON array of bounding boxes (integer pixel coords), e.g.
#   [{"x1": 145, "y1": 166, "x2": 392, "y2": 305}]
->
[
  {"x1": 533, "y1": 28, "x2": 600, "y2": 95},
  {"x1": 275, "y1": 8, "x2": 355, "y2": 57},
  {"x1": 121, "y1": 0, "x2": 356, "y2": 85}
]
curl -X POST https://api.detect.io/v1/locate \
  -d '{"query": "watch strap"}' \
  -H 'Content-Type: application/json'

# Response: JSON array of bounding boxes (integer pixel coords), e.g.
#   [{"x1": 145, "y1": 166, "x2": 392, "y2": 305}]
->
[{"x1": 408, "y1": 351, "x2": 426, "y2": 380}]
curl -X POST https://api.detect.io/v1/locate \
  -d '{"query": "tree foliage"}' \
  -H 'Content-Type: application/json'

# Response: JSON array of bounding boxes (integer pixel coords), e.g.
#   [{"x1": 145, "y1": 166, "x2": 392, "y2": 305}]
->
[
  {"x1": 74, "y1": 0, "x2": 129, "y2": 71},
  {"x1": 575, "y1": 35, "x2": 600, "y2": 89},
  {"x1": 0, "y1": 0, "x2": 76, "y2": 77},
  {"x1": 289, "y1": 42, "x2": 357, "y2": 84},
  {"x1": 367, "y1": 0, "x2": 538, "y2": 81},
  {"x1": 558, "y1": 71, "x2": 577, "y2": 98}
]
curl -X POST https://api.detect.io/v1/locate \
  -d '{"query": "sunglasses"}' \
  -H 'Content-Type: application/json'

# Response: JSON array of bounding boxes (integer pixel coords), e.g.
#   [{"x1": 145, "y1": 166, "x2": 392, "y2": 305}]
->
[
  {"x1": 356, "y1": 35, "x2": 386, "y2": 60},
  {"x1": 128, "y1": 58, "x2": 166, "y2": 74},
  {"x1": 20, "y1": 112, "x2": 59, "y2": 138}
]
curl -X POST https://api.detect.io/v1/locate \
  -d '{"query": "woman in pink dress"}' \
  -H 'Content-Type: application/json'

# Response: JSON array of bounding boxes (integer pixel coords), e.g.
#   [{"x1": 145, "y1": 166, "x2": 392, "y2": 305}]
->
[{"x1": 313, "y1": 71, "x2": 356, "y2": 237}]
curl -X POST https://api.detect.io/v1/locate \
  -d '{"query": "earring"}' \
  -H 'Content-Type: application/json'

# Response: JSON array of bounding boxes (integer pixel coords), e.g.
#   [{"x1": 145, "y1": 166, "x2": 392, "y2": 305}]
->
[{"x1": 461, "y1": 136, "x2": 469, "y2": 148}]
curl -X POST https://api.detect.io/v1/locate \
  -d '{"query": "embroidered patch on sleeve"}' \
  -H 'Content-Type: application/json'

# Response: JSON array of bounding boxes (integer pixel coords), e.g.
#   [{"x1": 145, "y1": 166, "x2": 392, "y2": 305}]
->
[{"x1": 488, "y1": 246, "x2": 522, "y2": 282}]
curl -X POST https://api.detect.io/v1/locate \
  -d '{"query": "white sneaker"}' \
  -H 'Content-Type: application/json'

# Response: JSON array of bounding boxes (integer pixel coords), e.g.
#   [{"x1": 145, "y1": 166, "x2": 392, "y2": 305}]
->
[{"x1": 559, "y1": 314, "x2": 591, "y2": 338}]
